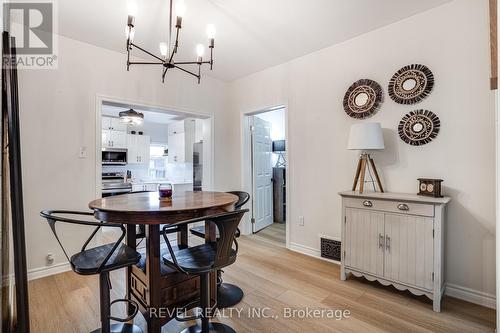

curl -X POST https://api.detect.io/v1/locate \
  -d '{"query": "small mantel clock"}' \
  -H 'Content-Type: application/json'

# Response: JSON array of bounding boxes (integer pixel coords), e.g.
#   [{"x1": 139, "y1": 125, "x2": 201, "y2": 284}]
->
[{"x1": 418, "y1": 178, "x2": 443, "y2": 197}]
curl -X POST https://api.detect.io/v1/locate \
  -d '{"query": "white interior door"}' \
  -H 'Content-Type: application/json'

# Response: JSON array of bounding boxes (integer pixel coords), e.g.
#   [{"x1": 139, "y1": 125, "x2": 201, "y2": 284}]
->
[{"x1": 251, "y1": 116, "x2": 274, "y2": 233}]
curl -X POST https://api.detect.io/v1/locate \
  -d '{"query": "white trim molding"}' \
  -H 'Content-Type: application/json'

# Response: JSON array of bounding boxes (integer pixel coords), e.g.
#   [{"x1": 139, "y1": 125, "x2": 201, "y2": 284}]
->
[
  {"x1": 289, "y1": 242, "x2": 341, "y2": 265},
  {"x1": 445, "y1": 283, "x2": 496, "y2": 309},
  {"x1": 28, "y1": 262, "x2": 71, "y2": 281}
]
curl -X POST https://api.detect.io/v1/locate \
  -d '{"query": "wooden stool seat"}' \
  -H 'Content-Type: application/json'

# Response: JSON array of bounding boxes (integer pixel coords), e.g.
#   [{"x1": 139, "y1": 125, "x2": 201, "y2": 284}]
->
[
  {"x1": 71, "y1": 243, "x2": 141, "y2": 275},
  {"x1": 163, "y1": 243, "x2": 236, "y2": 274}
]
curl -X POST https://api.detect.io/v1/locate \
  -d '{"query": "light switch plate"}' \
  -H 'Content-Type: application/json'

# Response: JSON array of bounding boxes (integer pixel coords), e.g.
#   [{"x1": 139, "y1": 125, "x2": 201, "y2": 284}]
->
[{"x1": 79, "y1": 146, "x2": 87, "y2": 158}]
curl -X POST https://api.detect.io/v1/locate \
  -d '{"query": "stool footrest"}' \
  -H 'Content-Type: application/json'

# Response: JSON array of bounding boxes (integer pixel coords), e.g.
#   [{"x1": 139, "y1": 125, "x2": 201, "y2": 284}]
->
[
  {"x1": 174, "y1": 298, "x2": 218, "y2": 322},
  {"x1": 109, "y1": 298, "x2": 139, "y2": 323},
  {"x1": 90, "y1": 323, "x2": 143, "y2": 333}
]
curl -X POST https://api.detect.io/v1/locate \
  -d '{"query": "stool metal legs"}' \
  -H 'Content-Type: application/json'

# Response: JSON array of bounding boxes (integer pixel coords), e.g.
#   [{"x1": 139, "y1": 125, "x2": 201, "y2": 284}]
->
[
  {"x1": 90, "y1": 272, "x2": 143, "y2": 333},
  {"x1": 216, "y1": 270, "x2": 244, "y2": 309},
  {"x1": 181, "y1": 272, "x2": 236, "y2": 333}
]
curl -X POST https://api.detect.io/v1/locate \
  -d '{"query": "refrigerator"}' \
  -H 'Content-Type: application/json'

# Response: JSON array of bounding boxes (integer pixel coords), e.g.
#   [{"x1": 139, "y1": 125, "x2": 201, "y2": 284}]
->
[{"x1": 193, "y1": 142, "x2": 203, "y2": 191}]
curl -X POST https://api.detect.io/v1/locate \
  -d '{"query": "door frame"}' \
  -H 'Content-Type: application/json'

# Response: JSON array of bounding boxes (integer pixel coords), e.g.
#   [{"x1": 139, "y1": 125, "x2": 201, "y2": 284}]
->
[
  {"x1": 241, "y1": 105, "x2": 290, "y2": 249},
  {"x1": 94, "y1": 94, "x2": 215, "y2": 203}
]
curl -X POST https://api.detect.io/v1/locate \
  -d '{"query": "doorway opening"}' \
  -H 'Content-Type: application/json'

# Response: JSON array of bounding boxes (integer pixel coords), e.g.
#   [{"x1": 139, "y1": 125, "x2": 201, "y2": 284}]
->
[
  {"x1": 95, "y1": 97, "x2": 214, "y2": 247},
  {"x1": 243, "y1": 106, "x2": 287, "y2": 247}
]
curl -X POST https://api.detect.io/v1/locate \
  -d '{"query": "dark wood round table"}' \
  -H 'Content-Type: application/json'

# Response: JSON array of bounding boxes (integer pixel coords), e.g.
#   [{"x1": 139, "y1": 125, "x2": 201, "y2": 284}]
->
[
  {"x1": 89, "y1": 191, "x2": 238, "y2": 224},
  {"x1": 88, "y1": 191, "x2": 238, "y2": 333}
]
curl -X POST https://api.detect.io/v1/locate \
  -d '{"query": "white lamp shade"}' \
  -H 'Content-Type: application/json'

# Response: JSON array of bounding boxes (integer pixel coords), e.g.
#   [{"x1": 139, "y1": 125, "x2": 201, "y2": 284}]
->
[{"x1": 348, "y1": 123, "x2": 385, "y2": 150}]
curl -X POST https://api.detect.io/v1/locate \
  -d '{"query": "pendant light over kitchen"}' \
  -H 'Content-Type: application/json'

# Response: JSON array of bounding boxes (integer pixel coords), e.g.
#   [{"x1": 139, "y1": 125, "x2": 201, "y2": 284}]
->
[{"x1": 119, "y1": 109, "x2": 144, "y2": 125}]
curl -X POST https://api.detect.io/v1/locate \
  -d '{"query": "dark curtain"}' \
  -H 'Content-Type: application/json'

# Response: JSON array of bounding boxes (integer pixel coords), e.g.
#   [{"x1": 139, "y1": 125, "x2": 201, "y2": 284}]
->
[{"x1": 1, "y1": 31, "x2": 30, "y2": 333}]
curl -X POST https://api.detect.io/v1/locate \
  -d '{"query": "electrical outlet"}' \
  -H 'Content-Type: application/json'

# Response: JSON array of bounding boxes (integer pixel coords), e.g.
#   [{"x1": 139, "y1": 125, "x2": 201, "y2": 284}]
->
[
  {"x1": 46, "y1": 252, "x2": 54, "y2": 265},
  {"x1": 299, "y1": 216, "x2": 304, "y2": 226}
]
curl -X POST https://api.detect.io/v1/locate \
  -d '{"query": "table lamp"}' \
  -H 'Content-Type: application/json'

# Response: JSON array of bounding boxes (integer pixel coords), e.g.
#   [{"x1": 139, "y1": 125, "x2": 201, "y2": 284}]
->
[{"x1": 348, "y1": 123, "x2": 385, "y2": 193}]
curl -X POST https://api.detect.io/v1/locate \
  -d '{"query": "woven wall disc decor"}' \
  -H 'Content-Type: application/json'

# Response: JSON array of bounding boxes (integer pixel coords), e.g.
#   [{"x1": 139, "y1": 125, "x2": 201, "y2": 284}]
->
[
  {"x1": 398, "y1": 110, "x2": 440, "y2": 146},
  {"x1": 343, "y1": 79, "x2": 383, "y2": 119},
  {"x1": 388, "y1": 64, "x2": 434, "y2": 105}
]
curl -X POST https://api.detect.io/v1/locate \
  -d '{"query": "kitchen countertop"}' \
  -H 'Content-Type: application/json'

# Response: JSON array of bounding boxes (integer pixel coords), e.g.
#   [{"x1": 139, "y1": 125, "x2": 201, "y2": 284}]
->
[{"x1": 130, "y1": 179, "x2": 193, "y2": 185}]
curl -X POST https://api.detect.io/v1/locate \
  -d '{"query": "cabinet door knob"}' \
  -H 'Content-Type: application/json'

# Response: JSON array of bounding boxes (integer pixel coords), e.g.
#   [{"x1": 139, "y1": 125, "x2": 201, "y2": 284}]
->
[
  {"x1": 385, "y1": 235, "x2": 391, "y2": 251},
  {"x1": 397, "y1": 203, "x2": 409, "y2": 211},
  {"x1": 362, "y1": 200, "x2": 373, "y2": 207}
]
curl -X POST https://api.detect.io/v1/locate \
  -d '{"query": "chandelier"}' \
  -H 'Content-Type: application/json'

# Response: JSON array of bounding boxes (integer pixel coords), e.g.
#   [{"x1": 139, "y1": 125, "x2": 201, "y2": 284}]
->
[
  {"x1": 125, "y1": 0, "x2": 215, "y2": 84},
  {"x1": 119, "y1": 109, "x2": 144, "y2": 125}
]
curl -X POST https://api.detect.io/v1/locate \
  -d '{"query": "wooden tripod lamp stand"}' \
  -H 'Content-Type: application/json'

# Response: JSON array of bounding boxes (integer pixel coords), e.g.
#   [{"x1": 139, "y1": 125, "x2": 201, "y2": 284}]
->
[{"x1": 348, "y1": 123, "x2": 385, "y2": 193}]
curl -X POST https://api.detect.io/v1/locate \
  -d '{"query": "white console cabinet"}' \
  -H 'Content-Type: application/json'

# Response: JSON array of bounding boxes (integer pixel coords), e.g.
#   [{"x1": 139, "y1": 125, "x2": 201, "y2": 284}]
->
[{"x1": 339, "y1": 191, "x2": 450, "y2": 312}]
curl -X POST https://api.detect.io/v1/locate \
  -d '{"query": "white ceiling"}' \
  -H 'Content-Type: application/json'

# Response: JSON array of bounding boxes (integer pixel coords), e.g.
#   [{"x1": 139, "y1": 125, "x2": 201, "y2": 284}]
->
[
  {"x1": 102, "y1": 104, "x2": 182, "y2": 124},
  {"x1": 59, "y1": 0, "x2": 451, "y2": 81}
]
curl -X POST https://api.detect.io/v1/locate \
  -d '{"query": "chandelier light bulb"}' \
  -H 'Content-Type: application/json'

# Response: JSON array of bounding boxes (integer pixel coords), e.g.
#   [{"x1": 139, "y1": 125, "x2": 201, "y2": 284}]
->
[
  {"x1": 196, "y1": 44, "x2": 205, "y2": 57},
  {"x1": 128, "y1": 1, "x2": 138, "y2": 17},
  {"x1": 126, "y1": 26, "x2": 135, "y2": 42},
  {"x1": 176, "y1": 0, "x2": 187, "y2": 18},
  {"x1": 206, "y1": 24, "x2": 216, "y2": 39},
  {"x1": 159, "y1": 42, "x2": 168, "y2": 57}
]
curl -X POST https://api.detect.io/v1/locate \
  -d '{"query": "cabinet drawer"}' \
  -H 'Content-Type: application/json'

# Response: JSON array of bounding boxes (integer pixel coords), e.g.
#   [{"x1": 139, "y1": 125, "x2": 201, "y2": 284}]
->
[
  {"x1": 161, "y1": 277, "x2": 199, "y2": 306},
  {"x1": 344, "y1": 197, "x2": 434, "y2": 217}
]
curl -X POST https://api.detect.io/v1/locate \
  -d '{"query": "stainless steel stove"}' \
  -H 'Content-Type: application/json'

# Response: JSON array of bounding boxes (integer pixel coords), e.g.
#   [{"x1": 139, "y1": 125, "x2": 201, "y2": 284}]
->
[{"x1": 102, "y1": 172, "x2": 132, "y2": 197}]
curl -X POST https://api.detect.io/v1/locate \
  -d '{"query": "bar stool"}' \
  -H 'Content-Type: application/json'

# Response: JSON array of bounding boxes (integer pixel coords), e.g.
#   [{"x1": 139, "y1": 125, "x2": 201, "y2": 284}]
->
[
  {"x1": 189, "y1": 191, "x2": 249, "y2": 308},
  {"x1": 40, "y1": 210, "x2": 143, "y2": 333},
  {"x1": 162, "y1": 209, "x2": 248, "y2": 333}
]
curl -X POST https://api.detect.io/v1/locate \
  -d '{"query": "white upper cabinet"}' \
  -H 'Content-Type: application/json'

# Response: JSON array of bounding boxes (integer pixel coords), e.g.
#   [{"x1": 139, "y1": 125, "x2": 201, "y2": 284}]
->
[
  {"x1": 109, "y1": 131, "x2": 127, "y2": 148},
  {"x1": 110, "y1": 117, "x2": 128, "y2": 131},
  {"x1": 168, "y1": 132, "x2": 185, "y2": 164},
  {"x1": 194, "y1": 119, "x2": 204, "y2": 143},
  {"x1": 102, "y1": 116, "x2": 128, "y2": 148},
  {"x1": 102, "y1": 116, "x2": 128, "y2": 131},
  {"x1": 127, "y1": 134, "x2": 150, "y2": 164},
  {"x1": 168, "y1": 120, "x2": 185, "y2": 136},
  {"x1": 167, "y1": 119, "x2": 195, "y2": 163}
]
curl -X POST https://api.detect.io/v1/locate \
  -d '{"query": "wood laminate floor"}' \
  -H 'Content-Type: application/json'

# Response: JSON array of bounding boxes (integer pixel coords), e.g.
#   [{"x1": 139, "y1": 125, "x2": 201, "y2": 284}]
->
[
  {"x1": 253, "y1": 223, "x2": 286, "y2": 245},
  {"x1": 29, "y1": 231, "x2": 495, "y2": 333}
]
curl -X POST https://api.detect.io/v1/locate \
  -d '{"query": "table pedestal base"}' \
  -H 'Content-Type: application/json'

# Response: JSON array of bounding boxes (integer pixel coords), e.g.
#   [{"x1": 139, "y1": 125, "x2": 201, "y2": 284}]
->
[
  {"x1": 181, "y1": 322, "x2": 236, "y2": 333},
  {"x1": 90, "y1": 323, "x2": 143, "y2": 333}
]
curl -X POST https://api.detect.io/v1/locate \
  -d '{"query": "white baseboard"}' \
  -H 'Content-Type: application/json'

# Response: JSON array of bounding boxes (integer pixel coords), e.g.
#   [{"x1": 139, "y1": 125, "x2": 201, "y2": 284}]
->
[
  {"x1": 289, "y1": 242, "x2": 496, "y2": 309},
  {"x1": 289, "y1": 242, "x2": 340, "y2": 265},
  {"x1": 28, "y1": 262, "x2": 71, "y2": 281},
  {"x1": 445, "y1": 283, "x2": 496, "y2": 309}
]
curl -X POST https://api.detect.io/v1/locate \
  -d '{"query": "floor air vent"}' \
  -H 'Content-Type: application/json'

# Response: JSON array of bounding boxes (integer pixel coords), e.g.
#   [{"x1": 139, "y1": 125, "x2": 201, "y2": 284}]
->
[{"x1": 320, "y1": 237, "x2": 341, "y2": 261}]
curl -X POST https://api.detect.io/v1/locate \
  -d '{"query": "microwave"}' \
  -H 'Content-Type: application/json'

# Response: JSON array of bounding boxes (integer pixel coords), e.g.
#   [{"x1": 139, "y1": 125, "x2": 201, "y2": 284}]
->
[{"x1": 102, "y1": 148, "x2": 128, "y2": 165}]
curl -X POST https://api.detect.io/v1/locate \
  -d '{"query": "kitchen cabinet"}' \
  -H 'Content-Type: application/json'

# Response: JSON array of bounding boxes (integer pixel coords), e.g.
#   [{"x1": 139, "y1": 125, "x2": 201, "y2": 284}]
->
[
  {"x1": 167, "y1": 119, "x2": 195, "y2": 164},
  {"x1": 127, "y1": 134, "x2": 150, "y2": 164},
  {"x1": 102, "y1": 116, "x2": 127, "y2": 148},
  {"x1": 172, "y1": 183, "x2": 193, "y2": 193},
  {"x1": 167, "y1": 120, "x2": 185, "y2": 136},
  {"x1": 102, "y1": 130, "x2": 127, "y2": 148},
  {"x1": 340, "y1": 191, "x2": 450, "y2": 312},
  {"x1": 344, "y1": 208, "x2": 385, "y2": 277},
  {"x1": 132, "y1": 183, "x2": 158, "y2": 192},
  {"x1": 102, "y1": 116, "x2": 128, "y2": 132},
  {"x1": 168, "y1": 133, "x2": 185, "y2": 163},
  {"x1": 194, "y1": 118, "x2": 204, "y2": 143}
]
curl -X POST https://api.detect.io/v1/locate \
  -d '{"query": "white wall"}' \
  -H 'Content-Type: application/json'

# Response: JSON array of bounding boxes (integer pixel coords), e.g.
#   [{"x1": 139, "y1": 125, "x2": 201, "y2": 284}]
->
[
  {"x1": 19, "y1": 35, "x2": 232, "y2": 273},
  {"x1": 229, "y1": 0, "x2": 496, "y2": 303}
]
